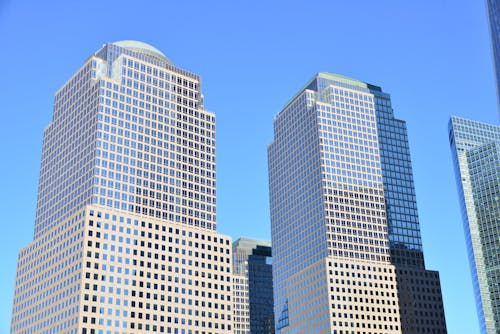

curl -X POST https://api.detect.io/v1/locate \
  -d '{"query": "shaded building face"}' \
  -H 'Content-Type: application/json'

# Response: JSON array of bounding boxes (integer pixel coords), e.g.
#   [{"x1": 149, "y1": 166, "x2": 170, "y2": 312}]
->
[
  {"x1": 248, "y1": 245, "x2": 274, "y2": 334},
  {"x1": 233, "y1": 238, "x2": 274, "y2": 334}
]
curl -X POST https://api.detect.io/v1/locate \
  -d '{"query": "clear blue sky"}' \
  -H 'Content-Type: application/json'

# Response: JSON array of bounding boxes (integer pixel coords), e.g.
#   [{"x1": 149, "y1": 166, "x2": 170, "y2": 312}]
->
[{"x1": 0, "y1": 1, "x2": 497, "y2": 333}]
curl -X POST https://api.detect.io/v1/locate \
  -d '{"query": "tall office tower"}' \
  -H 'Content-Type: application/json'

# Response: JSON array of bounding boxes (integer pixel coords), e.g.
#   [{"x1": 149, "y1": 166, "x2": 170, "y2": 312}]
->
[
  {"x1": 487, "y1": 0, "x2": 500, "y2": 109},
  {"x1": 232, "y1": 238, "x2": 274, "y2": 334},
  {"x1": 11, "y1": 41, "x2": 233, "y2": 334},
  {"x1": 449, "y1": 116, "x2": 500, "y2": 334},
  {"x1": 268, "y1": 72, "x2": 447, "y2": 334}
]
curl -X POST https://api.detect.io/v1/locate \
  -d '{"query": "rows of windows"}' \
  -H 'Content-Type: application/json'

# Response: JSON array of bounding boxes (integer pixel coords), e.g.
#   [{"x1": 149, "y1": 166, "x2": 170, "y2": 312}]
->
[
  {"x1": 450, "y1": 116, "x2": 500, "y2": 331},
  {"x1": 80, "y1": 207, "x2": 232, "y2": 334},
  {"x1": 35, "y1": 58, "x2": 99, "y2": 237},
  {"x1": 397, "y1": 269, "x2": 447, "y2": 333},
  {"x1": 327, "y1": 260, "x2": 400, "y2": 334},
  {"x1": 94, "y1": 53, "x2": 216, "y2": 230},
  {"x1": 376, "y1": 106, "x2": 423, "y2": 261},
  {"x1": 11, "y1": 210, "x2": 85, "y2": 333},
  {"x1": 36, "y1": 42, "x2": 219, "y2": 241}
]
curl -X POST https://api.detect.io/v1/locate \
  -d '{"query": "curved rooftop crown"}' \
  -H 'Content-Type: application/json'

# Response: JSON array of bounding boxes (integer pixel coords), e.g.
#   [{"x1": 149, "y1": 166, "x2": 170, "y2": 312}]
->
[{"x1": 113, "y1": 40, "x2": 171, "y2": 64}]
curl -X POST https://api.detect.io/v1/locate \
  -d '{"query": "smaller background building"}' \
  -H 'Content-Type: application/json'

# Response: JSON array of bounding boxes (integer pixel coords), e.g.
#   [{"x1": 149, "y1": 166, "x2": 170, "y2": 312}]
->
[{"x1": 233, "y1": 238, "x2": 274, "y2": 334}]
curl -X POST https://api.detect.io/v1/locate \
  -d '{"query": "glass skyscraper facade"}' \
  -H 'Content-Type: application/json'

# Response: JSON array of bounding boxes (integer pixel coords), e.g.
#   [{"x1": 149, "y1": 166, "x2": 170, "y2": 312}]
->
[
  {"x1": 487, "y1": 0, "x2": 500, "y2": 108},
  {"x1": 449, "y1": 116, "x2": 500, "y2": 334},
  {"x1": 11, "y1": 41, "x2": 233, "y2": 334},
  {"x1": 232, "y1": 238, "x2": 274, "y2": 334},
  {"x1": 268, "y1": 72, "x2": 446, "y2": 333},
  {"x1": 34, "y1": 41, "x2": 217, "y2": 239}
]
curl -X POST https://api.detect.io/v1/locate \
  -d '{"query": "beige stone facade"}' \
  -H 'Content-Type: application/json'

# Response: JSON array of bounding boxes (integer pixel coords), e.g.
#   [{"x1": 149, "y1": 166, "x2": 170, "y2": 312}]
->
[{"x1": 12, "y1": 205, "x2": 233, "y2": 334}]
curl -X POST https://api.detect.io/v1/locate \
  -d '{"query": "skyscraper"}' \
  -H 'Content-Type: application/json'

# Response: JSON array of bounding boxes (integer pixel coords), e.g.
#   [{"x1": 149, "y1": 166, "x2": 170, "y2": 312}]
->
[
  {"x1": 487, "y1": 0, "x2": 500, "y2": 109},
  {"x1": 232, "y1": 238, "x2": 274, "y2": 334},
  {"x1": 268, "y1": 72, "x2": 447, "y2": 333},
  {"x1": 11, "y1": 41, "x2": 233, "y2": 334},
  {"x1": 449, "y1": 116, "x2": 500, "y2": 334}
]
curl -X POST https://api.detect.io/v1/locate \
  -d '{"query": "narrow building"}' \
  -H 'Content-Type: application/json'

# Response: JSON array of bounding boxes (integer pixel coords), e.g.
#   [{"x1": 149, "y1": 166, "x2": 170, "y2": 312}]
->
[{"x1": 233, "y1": 238, "x2": 274, "y2": 334}]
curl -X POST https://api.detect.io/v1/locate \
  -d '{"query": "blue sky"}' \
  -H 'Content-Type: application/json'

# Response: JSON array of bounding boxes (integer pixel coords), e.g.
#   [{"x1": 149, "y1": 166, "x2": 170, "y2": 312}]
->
[{"x1": 0, "y1": 1, "x2": 498, "y2": 333}]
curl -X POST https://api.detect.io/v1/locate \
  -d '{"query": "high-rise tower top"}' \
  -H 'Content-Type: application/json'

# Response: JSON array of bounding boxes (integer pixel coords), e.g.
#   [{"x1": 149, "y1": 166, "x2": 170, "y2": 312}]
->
[{"x1": 113, "y1": 40, "x2": 171, "y2": 64}]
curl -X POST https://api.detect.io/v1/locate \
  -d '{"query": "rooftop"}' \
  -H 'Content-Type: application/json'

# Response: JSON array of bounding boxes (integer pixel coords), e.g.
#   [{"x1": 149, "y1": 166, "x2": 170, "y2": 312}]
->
[{"x1": 113, "y1": 40, "x2": 172, "y2": 64}]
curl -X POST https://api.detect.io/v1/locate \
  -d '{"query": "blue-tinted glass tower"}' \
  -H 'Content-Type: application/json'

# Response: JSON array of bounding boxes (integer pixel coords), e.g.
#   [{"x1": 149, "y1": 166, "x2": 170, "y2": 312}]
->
[
  {"x1": 487, "y1": 0, "x2": 500, "y2": 110},
  {"x1": 449, "y1": 116, "x2": 500, "y2": 334}
]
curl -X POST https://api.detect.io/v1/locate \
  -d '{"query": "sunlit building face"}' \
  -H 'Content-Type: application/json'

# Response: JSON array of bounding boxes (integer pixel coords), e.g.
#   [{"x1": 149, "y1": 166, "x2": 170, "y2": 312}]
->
[{"x1": 11, "y1": 41, "x2": 233, "y2": 334}]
